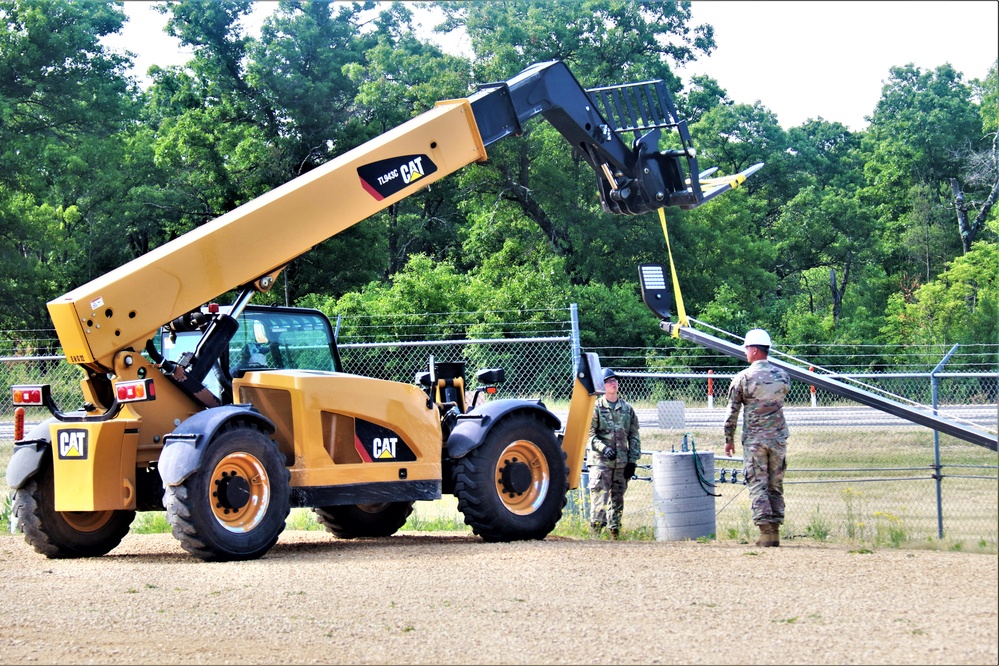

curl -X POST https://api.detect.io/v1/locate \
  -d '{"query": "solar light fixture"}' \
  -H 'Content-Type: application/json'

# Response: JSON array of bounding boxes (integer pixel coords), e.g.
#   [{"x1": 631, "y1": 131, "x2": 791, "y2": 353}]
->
[{"x1": 638, "y1": 264, "x2": 673, "y2": 320}]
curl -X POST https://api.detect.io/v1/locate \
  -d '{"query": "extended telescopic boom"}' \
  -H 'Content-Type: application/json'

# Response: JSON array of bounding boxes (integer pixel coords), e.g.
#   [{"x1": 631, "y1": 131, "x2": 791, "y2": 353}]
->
[{"x1": 47, "y1": 61, "x2": 757, "y2": 404}]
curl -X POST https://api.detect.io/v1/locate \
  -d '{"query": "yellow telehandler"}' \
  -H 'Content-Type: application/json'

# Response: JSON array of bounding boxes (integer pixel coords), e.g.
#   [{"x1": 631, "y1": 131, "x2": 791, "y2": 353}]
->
[{"x1": 8, "y1": 61, "x2": 758, "y2": 560}]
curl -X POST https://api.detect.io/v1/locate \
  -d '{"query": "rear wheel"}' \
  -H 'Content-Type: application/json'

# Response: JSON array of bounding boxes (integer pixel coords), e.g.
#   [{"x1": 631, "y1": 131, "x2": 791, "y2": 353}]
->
[
  {"x1": 164, "y1": 422, "x2": 290, "y2": 561},
  {"x1": 453, "y1": 413, "x2": 567, "y2": 542},
  {"x1": 13, "y1": 463, "x2": 134, "y2": 558},
  {"x1": 314, "y1": 502, "x2": 415, "y2": 538}
]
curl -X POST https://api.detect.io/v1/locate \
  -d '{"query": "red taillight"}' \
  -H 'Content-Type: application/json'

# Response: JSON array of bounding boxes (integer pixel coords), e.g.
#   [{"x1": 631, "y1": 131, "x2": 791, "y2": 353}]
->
[
  {"x1": 115, "y1": 379, "x2": 156, "y2": 404},
  {"x1": 12, "y1": 385, "x2": 47, "y2": 406}
]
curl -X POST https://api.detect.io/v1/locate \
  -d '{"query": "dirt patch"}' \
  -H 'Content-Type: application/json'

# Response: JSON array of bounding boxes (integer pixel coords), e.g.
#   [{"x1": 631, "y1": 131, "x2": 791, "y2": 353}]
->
[{"x1": 0, "y1": 531, "x2": 995, "y2": 665}]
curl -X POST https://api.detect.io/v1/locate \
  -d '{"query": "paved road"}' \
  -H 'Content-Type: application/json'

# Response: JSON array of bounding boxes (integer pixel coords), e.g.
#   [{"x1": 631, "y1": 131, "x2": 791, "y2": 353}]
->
[{"x1": 557, "y1": 404, "x2": 998, "y2": 432}]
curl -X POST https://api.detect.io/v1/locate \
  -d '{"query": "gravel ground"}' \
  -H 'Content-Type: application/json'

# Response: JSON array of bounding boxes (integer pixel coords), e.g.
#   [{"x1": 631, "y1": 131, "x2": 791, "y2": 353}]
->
[{"x1": 0, "y1": 531, "x2": 996, "y2": 665}]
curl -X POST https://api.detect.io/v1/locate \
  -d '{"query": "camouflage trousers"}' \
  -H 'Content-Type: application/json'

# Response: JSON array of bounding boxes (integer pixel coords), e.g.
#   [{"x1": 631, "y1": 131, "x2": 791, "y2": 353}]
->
[
  {"x1": 743, "y1": 439, "x2": 787, "y2": 525},
  {"x1": 589, "y1": 466, "x2": 628, "y2": 530}
]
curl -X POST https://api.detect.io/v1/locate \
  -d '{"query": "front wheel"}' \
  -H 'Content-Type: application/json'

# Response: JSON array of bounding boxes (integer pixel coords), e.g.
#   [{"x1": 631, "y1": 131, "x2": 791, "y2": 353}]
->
[
  {"x1": 13, "y1": 463, "x2": 134, "y2": 558},
  {"x1": 453, "y1": 413, "x2": 567, "y2": 542},
  {"x1": 164, "y1": 422, "x2": 290, "y2": 561},
  {"x1": 314, "y1": 502, "x2": 415, "y2": 538}
]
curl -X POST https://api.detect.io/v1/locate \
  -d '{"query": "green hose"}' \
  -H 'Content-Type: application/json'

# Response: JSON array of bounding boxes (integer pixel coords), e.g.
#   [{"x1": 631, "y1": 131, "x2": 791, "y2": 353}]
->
[{"x1": 689, "y1": 436, "x2": 721, "y2": 497}]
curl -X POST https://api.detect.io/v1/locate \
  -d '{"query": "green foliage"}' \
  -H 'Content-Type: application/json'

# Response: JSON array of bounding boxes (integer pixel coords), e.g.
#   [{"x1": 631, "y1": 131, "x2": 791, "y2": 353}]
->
[
  {"x1": 0, "y1": 492, "x2": 12, "y2": 533},
  {"x1": 0, "y1": 0, "x2": 136, "y2": 329},
  {"x1": 570, "y1": 281, "x2": 664, "y2": 351},
  {"x1": 842, "y1": 487, "x2": 866, "y2": 541},
  {"x1": 862, "y1": 63, "x2": 988, "y2": 264},
  {"x1": 0, "y1": 0, "x2": 994, "y2": 361},
  {"x1": 880, "y1": 241, "x2": 998, "y2": 367},
  {"x1": 286, "y1": 508, "x2": 322, "y2": 531},
  {"x1": 131, "y1": 512, "x2": 171, "y2": 534},
  {"x1": 805, "y1": 507, "x2": 831, "y2": 541},
  {"x1": 679, "y1": 74, "x2": 732, "y2": 124},
  {"x1": 866, "y1": 64, "x2": 981, "y2": 191},
  {"x1": 978, "y1": 60, "x2": 998, "y2": 134},
  {"x1": 440, "y1": 0, "x2": 713, "y2": 85},
  {"x1": 692, "y1": 102, "x2": 798, "y2": 212},
  {"x1": 872, "y1": 510, "x2": 908, "y2": 548},
  {"x1": 774, "y1": 185, "x2": 878, "y2": 324}
]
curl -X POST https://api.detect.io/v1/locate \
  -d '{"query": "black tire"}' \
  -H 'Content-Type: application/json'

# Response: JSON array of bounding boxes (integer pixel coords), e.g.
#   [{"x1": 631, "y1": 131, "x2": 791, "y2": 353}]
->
[
  {"x1": 453, "y1": 413, "x2": 568, "y2": 542},
  {"x1": 164, "y1": 422, "x2": 290, "y2": 561},
  {"x1": 13, "y1": 463, "x2": 135, "y2": 558},
  {"x1": 314, "y1": 502, "x2": 415, "y2": 538}
]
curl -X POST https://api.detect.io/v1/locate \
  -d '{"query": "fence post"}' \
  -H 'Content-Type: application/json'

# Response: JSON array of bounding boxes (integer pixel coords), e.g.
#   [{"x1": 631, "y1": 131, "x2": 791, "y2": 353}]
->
[
  {"x1": 569, "y1": 303, "x2": 581, "y2": 370},
  {"x1": 931, "y1": 343, "x2": 960, "y2": 540},
  {"x1": 808, "y1": 366, "x2": 817, "y2": 407},
  {"x1": 707, "y1": 369, "x2": 714, "y2": 409}
]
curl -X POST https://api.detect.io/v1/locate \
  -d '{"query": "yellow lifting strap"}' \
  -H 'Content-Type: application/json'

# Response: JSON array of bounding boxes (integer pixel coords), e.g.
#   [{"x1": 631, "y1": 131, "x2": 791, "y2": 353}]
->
[{"x1": 657, "y1": 207, "x2": 688, "y2": 335}]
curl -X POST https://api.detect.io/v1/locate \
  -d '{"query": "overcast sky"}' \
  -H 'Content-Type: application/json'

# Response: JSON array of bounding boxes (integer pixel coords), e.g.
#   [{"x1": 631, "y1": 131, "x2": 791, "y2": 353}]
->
[{"x1": 105, "y1": 1, "x2": 998, "y2": 131}]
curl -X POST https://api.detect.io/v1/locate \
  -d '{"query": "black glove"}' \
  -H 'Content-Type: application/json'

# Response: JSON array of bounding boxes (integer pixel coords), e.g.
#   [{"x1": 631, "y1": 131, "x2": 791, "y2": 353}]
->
[
  {"x1": 624, "y1": 462, "x2": 637, "y2": 478},
  {"x1": 600, "y1": 446, "x2": 617, "y2": 461}
]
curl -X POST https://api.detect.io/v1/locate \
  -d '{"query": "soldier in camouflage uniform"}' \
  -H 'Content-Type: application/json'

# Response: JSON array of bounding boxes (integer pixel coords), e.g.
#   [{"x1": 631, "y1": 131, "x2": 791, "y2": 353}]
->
[
  {"x1": 723, "y1": 329, "x2": 791, "y2": 547},
  {"x1": 588, "y1": 367, "x2": 641, "y2": 539}
]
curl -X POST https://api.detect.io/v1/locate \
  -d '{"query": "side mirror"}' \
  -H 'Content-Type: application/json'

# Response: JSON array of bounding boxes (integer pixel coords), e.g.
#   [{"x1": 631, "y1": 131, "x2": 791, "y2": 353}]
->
[{"x1": 476, "y1": 368, "x2": 505, "y2": 385}]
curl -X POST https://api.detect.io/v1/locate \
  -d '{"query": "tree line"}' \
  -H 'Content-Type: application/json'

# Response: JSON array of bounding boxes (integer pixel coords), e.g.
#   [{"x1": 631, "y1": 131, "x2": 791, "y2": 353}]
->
[{"x1": 1, "y1": 0, "x2": 996, "y2": 372}]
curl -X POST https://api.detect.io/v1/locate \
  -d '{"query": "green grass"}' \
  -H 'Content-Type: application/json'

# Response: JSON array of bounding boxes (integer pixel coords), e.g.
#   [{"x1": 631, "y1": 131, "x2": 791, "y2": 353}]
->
[
  {"x1": 287, "y1": 508, "x2": 322, "y2": 531},
  {"x1": 631, "y1": 427, "x2": 997, "y2": 552},
  {"x1": 401, "y1": 498, "x2": 467, "y2": 532},
  {"x1": 0, "y1": 492, "x2": 12, "y2": 534},
  {"x1": 131, "y1": 511, "x2": 171, "y2": 534},
  {"x1": 805, "y1": 506, "x2": 832, "y2": 541}
]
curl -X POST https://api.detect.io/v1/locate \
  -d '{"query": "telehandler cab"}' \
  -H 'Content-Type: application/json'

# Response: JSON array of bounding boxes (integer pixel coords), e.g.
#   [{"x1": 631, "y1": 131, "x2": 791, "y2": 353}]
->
[{"x1": 8, "y1": 60, "x2": 759, "y2": 561}]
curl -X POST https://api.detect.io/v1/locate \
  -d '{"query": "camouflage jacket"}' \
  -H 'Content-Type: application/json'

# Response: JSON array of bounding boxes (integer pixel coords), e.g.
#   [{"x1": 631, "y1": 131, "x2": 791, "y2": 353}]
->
[
  {"x1": 587, "y1": 397, "x2": 641, "y2": 469},
  {"x1": 724, "y1": 360, "x2": 791, "y2": 444}
]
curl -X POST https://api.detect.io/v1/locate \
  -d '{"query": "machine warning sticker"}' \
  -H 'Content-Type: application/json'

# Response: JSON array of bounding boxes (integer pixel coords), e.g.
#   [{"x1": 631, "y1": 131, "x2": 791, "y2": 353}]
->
[
  {"x1": 353, "y1": 419, "x2": 416, "y2": 463},
  {"x1": 357, "y1": 154, "x2": 438, "y2": 201},
  {"x1": 57, "y1": 429, "x2": 89, "y2": 460}
]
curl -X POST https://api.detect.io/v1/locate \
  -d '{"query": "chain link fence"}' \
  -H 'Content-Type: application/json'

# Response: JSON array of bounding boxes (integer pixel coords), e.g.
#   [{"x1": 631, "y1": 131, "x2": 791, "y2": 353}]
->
[
  {"x1": 339, "y1": 337, "x2": 575, "y2": 403},
  {"x1": 584, "y1": 341, "x2": 998, "y2": 548},
  {"x1": 2, "y1": 308, "x2": 996, "y2": 548}
]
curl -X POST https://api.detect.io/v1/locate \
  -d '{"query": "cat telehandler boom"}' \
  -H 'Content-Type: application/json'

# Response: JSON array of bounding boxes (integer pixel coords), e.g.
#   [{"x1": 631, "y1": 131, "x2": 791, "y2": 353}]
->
[{"x1": 8, "y1": 60, "x2": 759, "y2": 561}]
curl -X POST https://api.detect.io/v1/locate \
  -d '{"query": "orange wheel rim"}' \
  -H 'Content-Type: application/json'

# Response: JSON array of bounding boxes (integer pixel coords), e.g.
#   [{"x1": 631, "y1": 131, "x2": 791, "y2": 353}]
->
[
  {"x1": 210, "y1": 452, "x2": 270, "y2": 532},
  {"x1": 62, "y1": 511, "x2": 114, "y2": 532},
  {"x1": 493, "y1": 440, "x2": 549, "y2": 515}
]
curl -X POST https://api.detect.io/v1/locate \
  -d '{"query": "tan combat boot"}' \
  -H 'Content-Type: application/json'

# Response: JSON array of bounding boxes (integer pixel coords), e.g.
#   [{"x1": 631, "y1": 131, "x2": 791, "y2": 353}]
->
[{"x1": 755, "y1": 523, "x2": 780, "y2": 547}]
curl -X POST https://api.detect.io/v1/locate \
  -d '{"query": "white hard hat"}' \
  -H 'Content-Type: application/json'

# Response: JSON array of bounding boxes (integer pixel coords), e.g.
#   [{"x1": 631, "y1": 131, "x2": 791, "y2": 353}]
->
[{"x1": 743, "y1": 328, "x2": 772, "y2": 348}]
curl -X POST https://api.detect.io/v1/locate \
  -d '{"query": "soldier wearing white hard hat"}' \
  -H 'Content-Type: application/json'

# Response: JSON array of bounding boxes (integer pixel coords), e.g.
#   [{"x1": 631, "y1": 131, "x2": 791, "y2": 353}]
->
[{"x1": 724, "y1": 328, "x2": 791, "y2": 547}]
